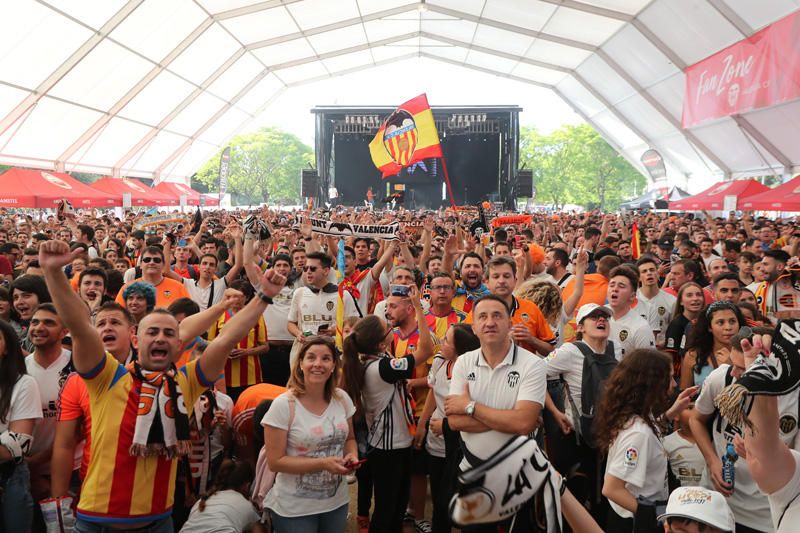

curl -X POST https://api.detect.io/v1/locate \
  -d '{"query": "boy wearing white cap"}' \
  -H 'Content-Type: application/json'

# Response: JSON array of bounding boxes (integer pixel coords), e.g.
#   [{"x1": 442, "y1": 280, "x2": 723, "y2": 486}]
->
[{"x1": 658, "y1": 486, "x2": 735, "y2": 533}]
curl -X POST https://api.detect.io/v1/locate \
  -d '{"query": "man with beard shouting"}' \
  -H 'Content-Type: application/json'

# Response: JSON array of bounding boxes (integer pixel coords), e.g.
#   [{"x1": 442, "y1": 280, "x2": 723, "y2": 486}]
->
[{"x1": 40, "y1": 239, "x2": 286, "y2": 531}]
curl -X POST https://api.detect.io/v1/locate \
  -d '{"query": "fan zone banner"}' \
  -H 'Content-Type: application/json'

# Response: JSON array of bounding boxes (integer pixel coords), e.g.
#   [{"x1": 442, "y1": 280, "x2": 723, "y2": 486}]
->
[
  {"x1": 682, "y1": 9, "x2": 800, "y2": 128},
  {"x1": 369, "y1": 94, "x2": 443, "y2": 177}
]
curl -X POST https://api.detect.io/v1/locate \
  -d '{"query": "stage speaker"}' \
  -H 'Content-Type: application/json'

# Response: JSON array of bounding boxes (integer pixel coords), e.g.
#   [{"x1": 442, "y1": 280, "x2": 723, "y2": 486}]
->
[
  {"x1": 514, "y1": 170, "x2": 533, "y2": 197},
  {"x1": 301, "y1": 169, "x2": 319, "y2": 198}
]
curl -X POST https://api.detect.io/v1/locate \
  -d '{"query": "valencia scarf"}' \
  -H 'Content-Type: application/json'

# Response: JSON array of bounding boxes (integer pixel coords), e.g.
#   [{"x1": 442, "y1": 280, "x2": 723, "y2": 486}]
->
[{"x1": 127, "y1": 361, "x2": 191, "y2": 458}]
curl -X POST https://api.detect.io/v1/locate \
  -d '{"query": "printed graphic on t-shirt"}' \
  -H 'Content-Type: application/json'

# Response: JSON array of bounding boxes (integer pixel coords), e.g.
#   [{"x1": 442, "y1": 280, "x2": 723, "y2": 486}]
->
[{"x1": 295, "y1": 419, "x2": 349, "y2": 499}]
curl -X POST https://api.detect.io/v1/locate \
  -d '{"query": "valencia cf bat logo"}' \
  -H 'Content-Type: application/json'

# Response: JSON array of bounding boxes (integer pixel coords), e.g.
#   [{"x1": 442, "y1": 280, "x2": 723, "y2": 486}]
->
[{"x1": 383, "y1": 109, "x2": 417, "y2": 166}]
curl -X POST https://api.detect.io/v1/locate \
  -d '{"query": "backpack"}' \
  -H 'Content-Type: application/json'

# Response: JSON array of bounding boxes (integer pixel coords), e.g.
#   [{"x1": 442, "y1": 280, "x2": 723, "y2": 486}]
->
[
  {"x1": 563, "y1": 340, "x2": 618, "y2": 448},
  {"x1": 251, "y1": 393, "x2": 296, "y2": 512}
]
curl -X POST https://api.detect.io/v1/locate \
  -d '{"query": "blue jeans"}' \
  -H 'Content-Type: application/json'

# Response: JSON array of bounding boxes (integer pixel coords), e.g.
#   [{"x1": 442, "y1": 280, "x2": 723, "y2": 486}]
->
[
  {"x1": 0, "y1": 461, "x2": 33, "y2": 532},
  {"x1": 271, "y1": 503, "x2": 348, "y2": 533},
  {"x1": 75, "y1": 516, "x2": 173, "y2": 533}
]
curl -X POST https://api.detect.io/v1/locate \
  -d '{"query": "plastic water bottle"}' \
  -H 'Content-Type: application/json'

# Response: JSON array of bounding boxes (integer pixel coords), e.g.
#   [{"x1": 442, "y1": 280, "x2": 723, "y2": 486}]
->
[{"x1": 722, "y1": 442, "x2": 738, "y2": 489}]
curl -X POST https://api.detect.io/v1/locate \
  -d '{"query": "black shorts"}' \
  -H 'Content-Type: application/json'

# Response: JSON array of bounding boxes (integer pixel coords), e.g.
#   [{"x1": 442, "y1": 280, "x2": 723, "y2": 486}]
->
[{"x1": 411, "y1": 444, "x2": 429, "y2": 475}]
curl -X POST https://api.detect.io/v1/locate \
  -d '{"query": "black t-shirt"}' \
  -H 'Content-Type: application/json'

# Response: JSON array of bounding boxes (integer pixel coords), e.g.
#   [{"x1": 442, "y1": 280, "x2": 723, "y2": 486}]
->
[
  {"x1": 664, "y1": 314, "x2": 691, "y2": 357},
  {"x1": 356, "y1": 258, "x2": 377, "y2": 272}
]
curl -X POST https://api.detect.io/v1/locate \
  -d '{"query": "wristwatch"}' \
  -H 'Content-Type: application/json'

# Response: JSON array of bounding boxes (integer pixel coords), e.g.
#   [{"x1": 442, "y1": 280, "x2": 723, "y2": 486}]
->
[{"x1": 465, "y1": 401, "x2": 476, "y2": 417}]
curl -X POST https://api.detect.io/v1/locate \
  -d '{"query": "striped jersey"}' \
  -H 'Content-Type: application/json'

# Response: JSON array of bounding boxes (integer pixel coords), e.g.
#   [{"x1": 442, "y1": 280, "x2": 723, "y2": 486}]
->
[
  {"x1": 424, "y1": 308, "x2": 467, "y2": 340},
  {"x1": 207, "y1": 310, "x2": 267, "y2": 389},
  {"x1": 393, "y1": 326, "x2": 439, "y2": 416},
  {"x1": 76, "y1": 353, "x2": 211, "y2": 525}
]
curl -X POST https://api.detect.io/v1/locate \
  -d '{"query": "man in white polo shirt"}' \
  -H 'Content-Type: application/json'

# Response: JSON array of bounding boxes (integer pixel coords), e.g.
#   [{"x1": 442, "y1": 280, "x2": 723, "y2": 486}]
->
[{"x1": 445, "y1": 294, "x2": 545, "y2": 532}]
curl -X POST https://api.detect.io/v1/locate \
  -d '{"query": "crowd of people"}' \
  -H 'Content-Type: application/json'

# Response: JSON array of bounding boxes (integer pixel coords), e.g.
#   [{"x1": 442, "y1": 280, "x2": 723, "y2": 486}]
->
[{"x1": 0, "y1": 203, "x2": 798, "y2": 533}]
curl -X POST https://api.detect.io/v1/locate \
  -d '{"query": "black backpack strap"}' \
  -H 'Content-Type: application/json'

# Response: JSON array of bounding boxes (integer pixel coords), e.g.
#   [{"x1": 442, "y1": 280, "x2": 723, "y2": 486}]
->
[{"x1": 572, "y1": 341, "x2": 595, "y2": 359}]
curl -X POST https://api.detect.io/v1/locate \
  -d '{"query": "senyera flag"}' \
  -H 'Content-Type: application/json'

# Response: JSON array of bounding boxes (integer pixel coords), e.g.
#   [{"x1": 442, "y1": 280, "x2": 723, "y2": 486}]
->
[
  {"x1": 369, "y1": 94, "x2": 443, "y2": 177},
  {"x1": 631, "y1": 222, "x2": 641, "y2": 260}
]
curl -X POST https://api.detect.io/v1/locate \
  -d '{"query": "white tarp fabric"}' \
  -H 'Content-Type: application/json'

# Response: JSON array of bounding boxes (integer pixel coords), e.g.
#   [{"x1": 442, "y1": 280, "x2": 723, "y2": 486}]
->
[{"x1": 0, "y1": 0, "x2": 798, "y2": 187}]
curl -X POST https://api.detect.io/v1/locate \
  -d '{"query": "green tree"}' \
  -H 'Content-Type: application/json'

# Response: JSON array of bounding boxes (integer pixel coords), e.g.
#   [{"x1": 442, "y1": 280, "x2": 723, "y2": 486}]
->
[
  {"x1": 519, "y1": 124, "x2": 645, "y2": 210},
  {"x1": 194, "y1": 127, "x2": 313, "y2": 205}
]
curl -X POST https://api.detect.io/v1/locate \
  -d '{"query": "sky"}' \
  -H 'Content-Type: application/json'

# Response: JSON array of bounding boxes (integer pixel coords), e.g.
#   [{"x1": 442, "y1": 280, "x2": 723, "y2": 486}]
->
[{"x1": 244, "y1": 55, "x2": 583, "y2": 145}]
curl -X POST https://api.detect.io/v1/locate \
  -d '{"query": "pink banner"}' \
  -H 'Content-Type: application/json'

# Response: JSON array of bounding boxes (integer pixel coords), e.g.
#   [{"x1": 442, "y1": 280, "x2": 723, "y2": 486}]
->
[{"x1": 682, "y1": 9, "x2": 800, "y2": 128}]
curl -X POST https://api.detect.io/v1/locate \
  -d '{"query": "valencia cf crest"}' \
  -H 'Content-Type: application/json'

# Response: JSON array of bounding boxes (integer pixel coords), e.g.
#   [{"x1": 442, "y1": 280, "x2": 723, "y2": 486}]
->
[
  {"x1": 780, "y1": 415, "x2": 797, "y2": 434},
  {"x1": 164, "y1": 290, "x2": 171, "y2": 297},
  {"x1": 326, "y1": 301, "x2": 334, "y2": 311},
  {"x1": 521, "y1": 313, "x2": 530, "y2": 322},
  {"x1": 383, "y1": 109, "x2": 417, "y2": 166},
  {"x1": 619, "y1": 329, "x2": 629, "y2": 342}
]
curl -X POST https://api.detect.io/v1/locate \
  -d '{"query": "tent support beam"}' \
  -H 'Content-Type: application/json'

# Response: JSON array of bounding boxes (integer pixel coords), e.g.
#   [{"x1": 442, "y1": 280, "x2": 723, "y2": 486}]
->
[
  {"x1": 595, "y1": 50, "x2": 732, "y2": 176},
  {"x1": 0, "y1": 0, "x2": 144, "y2": 138},
  {"x1": 707, "y1": 0, "x2": 754, "y2": 36},
  {"x1": 537, "y1": 0, "x2": 633, "y2": 22},
  {"x1": 57, "y1": 17, "x2": 217, "y2": 165},
  {"x1": 732, "y1": 114, "x2": 793, "y2": 175}
]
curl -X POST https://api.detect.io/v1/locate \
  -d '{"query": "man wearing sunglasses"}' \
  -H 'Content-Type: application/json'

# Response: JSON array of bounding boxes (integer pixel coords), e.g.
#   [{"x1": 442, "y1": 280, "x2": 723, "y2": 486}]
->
[
  {"x1": 115, "y1": 245, "x2": 189, "y2": 309},
  {"x1": 287, "y1": 251, "x2": 338, "y2": 369}
]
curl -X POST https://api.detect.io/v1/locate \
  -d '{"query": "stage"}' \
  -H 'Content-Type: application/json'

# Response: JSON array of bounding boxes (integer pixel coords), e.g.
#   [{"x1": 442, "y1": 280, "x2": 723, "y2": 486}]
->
[{"x1": 310, "y1": 105, "x2": 523, "y2": 209}]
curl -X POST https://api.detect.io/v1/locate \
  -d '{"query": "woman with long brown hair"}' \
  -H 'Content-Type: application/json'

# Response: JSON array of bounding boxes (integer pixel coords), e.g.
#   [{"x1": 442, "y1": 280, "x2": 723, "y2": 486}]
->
[
  {"x1": 262, "y1": 336, "x2": 359, "y2": 532},
  {"x1": 340, "y1": 286, "x2": 433, "y2": 533},
  {"x1": 595, "y1": 349, "x2": 697, "y2": 532}
]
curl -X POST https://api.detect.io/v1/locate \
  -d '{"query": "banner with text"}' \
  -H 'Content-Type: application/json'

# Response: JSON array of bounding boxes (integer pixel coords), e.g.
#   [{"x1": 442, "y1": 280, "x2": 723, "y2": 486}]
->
[
  {"x1": 682, "y1": 9, "x2": 800, "y2": 128},
  {"x1": 306, "y1": 217, "x2": 401, "y2": 241}
]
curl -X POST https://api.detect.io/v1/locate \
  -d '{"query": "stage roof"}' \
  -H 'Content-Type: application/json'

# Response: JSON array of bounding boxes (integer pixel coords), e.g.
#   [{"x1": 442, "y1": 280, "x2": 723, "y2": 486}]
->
[{"x1": 0, "y1": 0, "x2": 798, "y2": 185}]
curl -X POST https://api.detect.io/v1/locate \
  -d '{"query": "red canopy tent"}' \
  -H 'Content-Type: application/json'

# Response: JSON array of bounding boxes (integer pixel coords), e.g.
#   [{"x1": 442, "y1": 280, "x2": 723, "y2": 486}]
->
[
  {"x1": 738, "y1": 176, "x2": 800, "y2": 212},
  {"x1": 669, "y1": 179, "x2": 769, "y2": 211},
  {"x1": 0, "y1": 168, "x2": 118, "y2": 208},
  {"x1": 154, "y1": 182, "x2": 219, "y2": 206},
  {"x1": 91, "y1": 177, "x2": 178, "y2": 207}
]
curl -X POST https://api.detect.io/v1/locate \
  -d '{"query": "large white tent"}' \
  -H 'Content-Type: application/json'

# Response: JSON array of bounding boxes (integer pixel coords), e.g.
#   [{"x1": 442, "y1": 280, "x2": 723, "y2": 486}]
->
[{"x1": 0, "y1": 0, "x2": 798, "y2": 186}]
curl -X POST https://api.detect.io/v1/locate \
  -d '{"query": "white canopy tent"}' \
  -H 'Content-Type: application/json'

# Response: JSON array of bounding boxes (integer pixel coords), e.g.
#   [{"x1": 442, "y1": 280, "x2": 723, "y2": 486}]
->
[{"x1": 0, "y1": 0, "x2": 798, "y2": 186}]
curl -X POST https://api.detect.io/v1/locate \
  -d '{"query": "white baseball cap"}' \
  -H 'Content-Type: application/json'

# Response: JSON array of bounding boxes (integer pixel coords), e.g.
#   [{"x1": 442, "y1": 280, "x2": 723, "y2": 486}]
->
[
  {"x1": 658, "y1": 486, "x2": 735, "y2": 532},
  {"x1": 575, "y1": 303, "x2": 612, "y2": 324}
]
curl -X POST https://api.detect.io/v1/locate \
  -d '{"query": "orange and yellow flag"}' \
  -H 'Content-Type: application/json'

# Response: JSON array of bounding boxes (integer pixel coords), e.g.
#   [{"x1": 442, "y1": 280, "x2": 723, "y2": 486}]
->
[
  {"x1": 369, "y1": 94, "x2": 443, "y2": 177},
  {"x1": 631, "y1": 222, "x2": 641, "y2": 259}
]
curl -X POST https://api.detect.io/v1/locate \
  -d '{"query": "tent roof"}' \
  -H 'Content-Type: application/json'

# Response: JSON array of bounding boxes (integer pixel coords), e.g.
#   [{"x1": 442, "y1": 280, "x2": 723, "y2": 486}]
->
[
  {"x1": 0, "y1": 1, "x2": 799, "y2": 187},
  {"x1": 0, "y1": 168, "x2": 119, "y2": 208},
  {"x1": 670, "y1": 179, "x2": 769, "y2": 211},
  {"x1": 91, "y1": 176, "x2": 178, "y2": 206},
  {"x1": 739, "y1": 175, "x2": 800, "y2": 212}
]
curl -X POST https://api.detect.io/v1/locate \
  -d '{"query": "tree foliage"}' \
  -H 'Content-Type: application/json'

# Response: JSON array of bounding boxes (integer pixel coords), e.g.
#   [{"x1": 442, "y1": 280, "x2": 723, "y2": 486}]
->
[
  {"x1": 519, "y1": 124, "x2": 645, "y2": 210},
  {"x1": 194, "y1": 127, "x2": 313, "y2": 205}
]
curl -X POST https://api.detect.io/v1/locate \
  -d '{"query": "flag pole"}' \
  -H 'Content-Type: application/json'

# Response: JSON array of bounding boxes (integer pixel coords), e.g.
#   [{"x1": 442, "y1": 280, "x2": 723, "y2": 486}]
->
[{"x1": 439, "y1": 156, "x2": 457, "y2": 208}]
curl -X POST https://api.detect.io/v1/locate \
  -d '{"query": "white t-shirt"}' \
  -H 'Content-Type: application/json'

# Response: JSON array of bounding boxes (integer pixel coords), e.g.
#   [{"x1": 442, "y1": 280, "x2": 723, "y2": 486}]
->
[
  {"x1": 262, "y1": 284, "x2": 295, "y2": 341},
  {"x1": 183, "y1": 277, "x2": 227, "y2": 311},
  {"x1": 545, "y1": 342, "x2": 587, "y2": 426},
  {"x1": 288, "y1": 286, "x2": 338, "y2": 367},
  {"x1": 662, "y1": 431, "x2": 705, "y2": 487},
  {"x1": 636, "y1": 289, "x2": 676, "y2": 334},
  {"x1": 450, "y1": 343, "x2": 546, "y2": 469},
  {"x1": 363, "y1": 354, "x2": 416, "y2": 450},
  {"x1": 695, "y1": 364, "x2": 799, "y2": 531},
  {"x1": 0, "y1": 374, "x2": 42, "y2": 434},
  {"x1": 609, "y1": 310, "x2": 655, "y2": 360},
  {"x1": 261, "y1": 389, "x2": 355, "y2": 517},
  {"x1": 768, "y1": 449, "x2": 800, "y2": 533},
  {"x1": 180, "y1": 489, "x2": 260, "y2": 533},
  {"x1": 605, "y1": 416, "x2": 668, "y2": 519},
  {"x1": 426, "y1": 355, "x2": 453, "y2": 458},
  {"x1": 549, "y1": 309, "x2": 570, "y2": 349},
  {"x1": 25, "y1": 349, "x2": 71, "y2": 462}
]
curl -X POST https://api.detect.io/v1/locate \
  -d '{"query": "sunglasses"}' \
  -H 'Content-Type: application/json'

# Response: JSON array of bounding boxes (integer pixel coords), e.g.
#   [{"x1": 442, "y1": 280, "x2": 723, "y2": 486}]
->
[
  {"x1": 141, "y1": 256, "x2": 163, "y2": 264},
  {"x1": 430, "y1": 284, "x2": 453, "y2": 291},
  {"x1": 302, "y1": 265, "x2": 318, "y2": 272}
]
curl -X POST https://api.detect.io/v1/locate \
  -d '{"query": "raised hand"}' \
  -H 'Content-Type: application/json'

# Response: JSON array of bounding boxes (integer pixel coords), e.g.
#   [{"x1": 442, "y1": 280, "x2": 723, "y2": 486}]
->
[
  {"x1": 260, "y1": 268, "x2": 287, "y2": 298},
  {"x1": 38, "y1": 240, "x2": 82, "y2": 271}
]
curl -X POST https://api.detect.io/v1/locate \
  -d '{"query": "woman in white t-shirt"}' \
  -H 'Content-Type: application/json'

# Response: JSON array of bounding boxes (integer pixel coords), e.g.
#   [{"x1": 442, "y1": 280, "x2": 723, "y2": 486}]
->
[
  {"x1": 340, "y1": 288, "x2": 433, "y2": 533},
  {"x1": 262, "y1": 336, "x2": 359, "y2": 532},
  {"x1": 0, "y1": 319, "x2": 43, "y2": 532},
  {"x1": 595, "y1": 348, "x2": 697, "y2": 532},
  {"x1": 180, "y1": 459, "x2": 260, "y2": 533}
]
